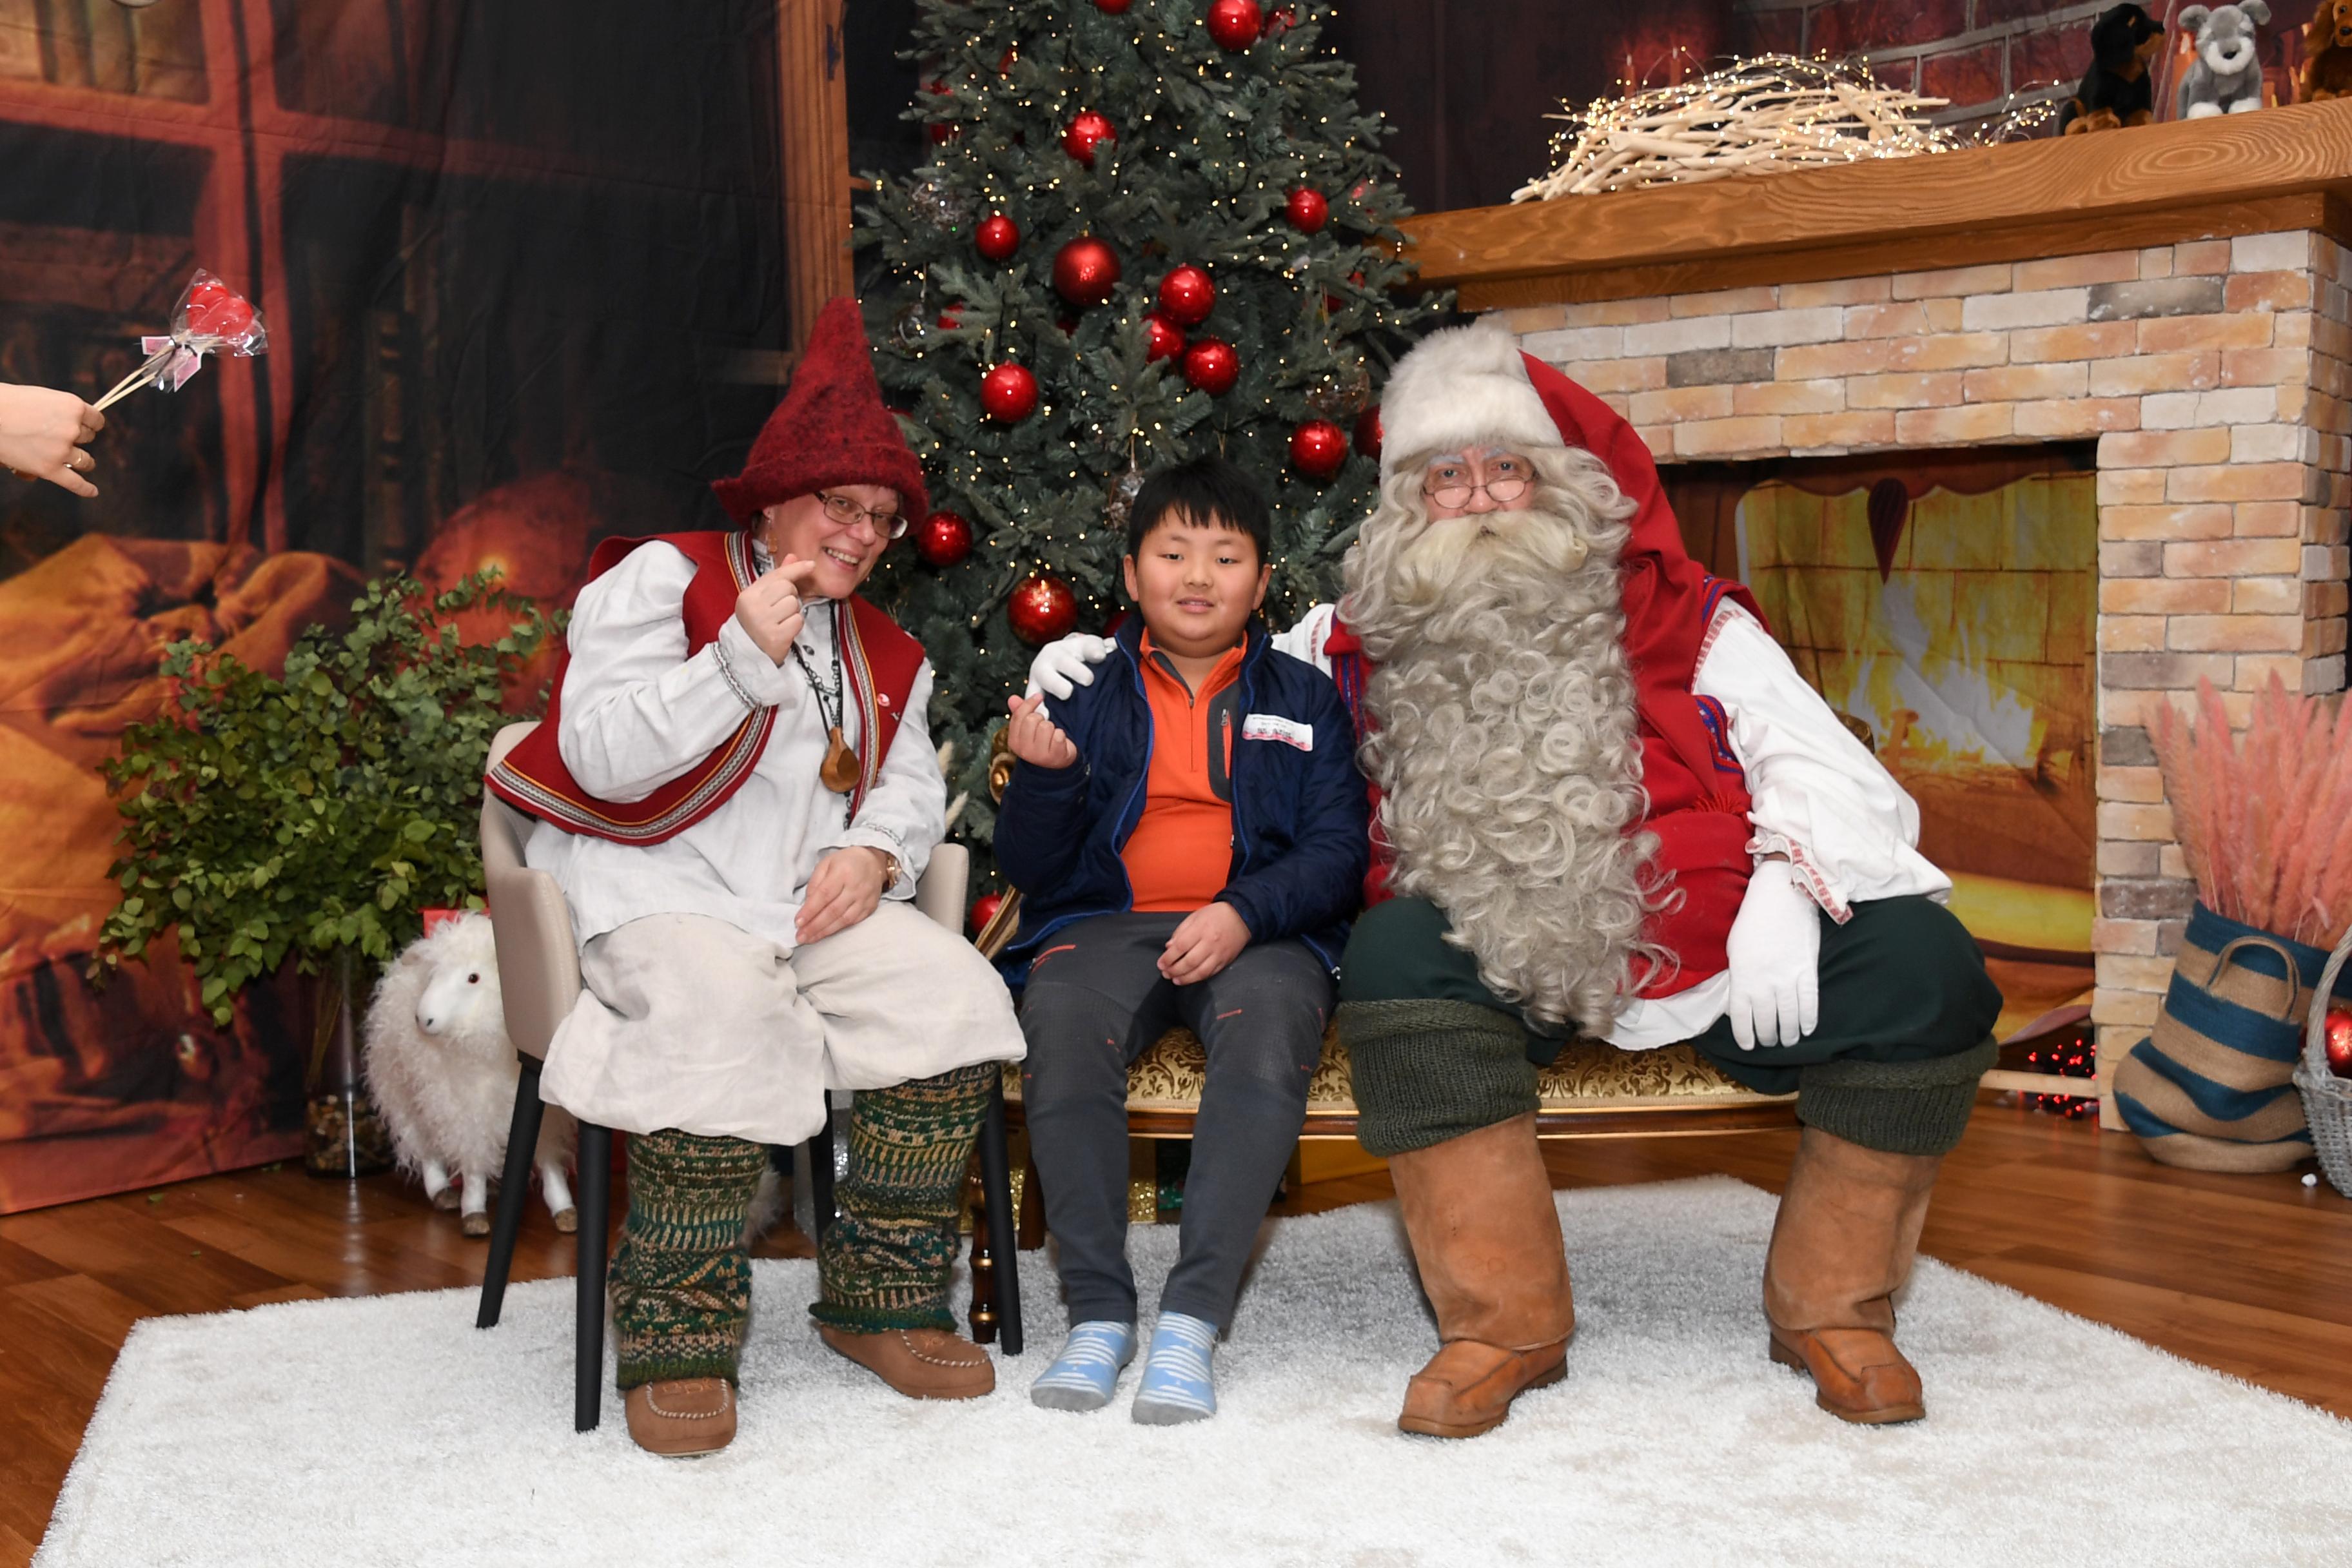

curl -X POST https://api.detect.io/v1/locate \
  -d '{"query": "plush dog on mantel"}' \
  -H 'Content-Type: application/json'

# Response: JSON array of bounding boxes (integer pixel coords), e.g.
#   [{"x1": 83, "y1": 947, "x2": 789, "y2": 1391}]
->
[
  {"x1": 2179, "y1": 4, "x2": 2271, "y2": 118},
  {"x1": 2061, "y1": 3, "x2": 2167, "y2": 132},
  {"x1": 2304, "y1": 0, "x2": 2352, "y2": 102}
]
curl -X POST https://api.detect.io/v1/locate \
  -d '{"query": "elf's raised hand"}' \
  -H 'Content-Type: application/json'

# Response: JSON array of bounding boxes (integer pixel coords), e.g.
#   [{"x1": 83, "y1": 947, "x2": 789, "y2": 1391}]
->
[
  {"x1": 734, "y1": 554, "x2": 818, "y2": 664},
  {"x1": 1004, "y1": 692, "x2": 1078, "y2": 770}
]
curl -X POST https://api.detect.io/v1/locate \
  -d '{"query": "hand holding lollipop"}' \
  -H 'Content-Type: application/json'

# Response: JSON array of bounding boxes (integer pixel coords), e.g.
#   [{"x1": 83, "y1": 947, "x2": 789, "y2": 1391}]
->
[
  {"x1": 0, "y1": 384, "x2": 104, "y2": 497},
  {"x1": 93, "y1": 270, "x2": 270, "y2": 412}
]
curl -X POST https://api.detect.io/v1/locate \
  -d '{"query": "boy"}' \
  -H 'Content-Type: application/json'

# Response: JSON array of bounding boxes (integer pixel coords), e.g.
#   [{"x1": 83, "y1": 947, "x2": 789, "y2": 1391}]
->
[{"x1": 995, "y1": 455, "x2": 1369, "y2": 1423}]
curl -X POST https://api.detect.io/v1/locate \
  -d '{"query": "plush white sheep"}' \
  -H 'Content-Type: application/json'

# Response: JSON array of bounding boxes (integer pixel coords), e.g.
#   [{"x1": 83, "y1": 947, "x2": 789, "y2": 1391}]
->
[{"x1": 364, "y1": 912, "x2": 577, "y2": 1237}]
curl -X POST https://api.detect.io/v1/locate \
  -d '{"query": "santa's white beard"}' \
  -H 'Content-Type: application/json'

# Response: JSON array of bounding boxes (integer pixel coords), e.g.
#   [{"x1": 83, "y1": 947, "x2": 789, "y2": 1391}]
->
[{"x1": 1345, "y1": 486, "x2": 1656, "y2": 1031}]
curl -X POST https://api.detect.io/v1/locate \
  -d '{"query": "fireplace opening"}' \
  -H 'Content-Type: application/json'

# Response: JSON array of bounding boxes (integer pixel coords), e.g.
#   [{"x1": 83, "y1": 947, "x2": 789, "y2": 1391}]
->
[{"x1": 1665, "y1": 445, "x2": 2099, "y2": 1044}]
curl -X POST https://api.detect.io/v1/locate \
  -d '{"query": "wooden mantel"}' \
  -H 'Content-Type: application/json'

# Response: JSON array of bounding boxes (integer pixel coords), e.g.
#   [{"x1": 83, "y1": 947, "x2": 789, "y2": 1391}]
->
[{"x1": 1402, "y1": 99, "x2": 2352, "y2": 309}]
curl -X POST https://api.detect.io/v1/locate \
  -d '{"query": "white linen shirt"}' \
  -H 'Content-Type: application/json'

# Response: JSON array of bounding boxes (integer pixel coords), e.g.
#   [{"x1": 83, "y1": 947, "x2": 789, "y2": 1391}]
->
[
  {"x1": 1275, "y1": 599, "x2": 1950, "y2": 1049},
  {"x1": 524, "y1": 539, "x2": 944, "y2": 954}
]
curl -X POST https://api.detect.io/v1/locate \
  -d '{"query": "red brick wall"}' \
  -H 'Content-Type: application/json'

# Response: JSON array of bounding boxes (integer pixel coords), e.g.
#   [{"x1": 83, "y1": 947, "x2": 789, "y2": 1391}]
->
[{"x1": 1732, "y1": 1, "x2": 2321, "y2": 128}]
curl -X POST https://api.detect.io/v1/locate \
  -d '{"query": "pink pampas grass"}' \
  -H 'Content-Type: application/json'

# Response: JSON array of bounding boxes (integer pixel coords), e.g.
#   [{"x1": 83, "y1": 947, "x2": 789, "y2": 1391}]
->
[{"x1": 2152, "y1": 675, "x2": 2352, "y2": 947}]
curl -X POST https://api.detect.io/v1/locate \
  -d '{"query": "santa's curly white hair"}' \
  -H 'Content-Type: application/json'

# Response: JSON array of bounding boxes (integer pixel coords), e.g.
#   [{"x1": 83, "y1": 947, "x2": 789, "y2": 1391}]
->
[{"x1": 1342, "y1": 439, "x2": 1662, "y2": 1031}]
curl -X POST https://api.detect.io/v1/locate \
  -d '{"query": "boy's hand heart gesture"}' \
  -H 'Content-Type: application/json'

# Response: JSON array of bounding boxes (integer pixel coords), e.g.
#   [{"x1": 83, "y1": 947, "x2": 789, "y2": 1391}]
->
[
  {"x1": 1004, "y1": 693, "x2": 1078, "y2": 770},
  {"x1": 734, "y1": 554, "x2": 819, "y2": 663},
  {"x1": 1159, "y1": 903, "x2": 1251, "y2": 985}
]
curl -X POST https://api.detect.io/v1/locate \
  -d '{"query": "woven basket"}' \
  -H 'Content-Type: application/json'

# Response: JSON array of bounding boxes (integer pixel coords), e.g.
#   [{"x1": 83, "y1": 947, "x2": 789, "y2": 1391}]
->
[{"x1": 2291, "y1": 925, "x2": 2352, "y2": 1199}]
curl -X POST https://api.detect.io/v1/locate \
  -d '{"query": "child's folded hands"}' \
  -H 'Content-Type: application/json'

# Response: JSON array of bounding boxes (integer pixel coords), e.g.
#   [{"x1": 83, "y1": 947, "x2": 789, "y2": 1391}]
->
[{"x1": 1157, "y1": 902, "x2": 1251, "y2": 985}]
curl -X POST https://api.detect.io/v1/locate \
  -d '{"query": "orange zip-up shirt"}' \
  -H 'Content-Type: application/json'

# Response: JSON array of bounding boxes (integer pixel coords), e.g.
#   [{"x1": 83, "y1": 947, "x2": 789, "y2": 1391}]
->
[{"x1": 1121, "y1": 632, "x2": 1248, "y2": 912}]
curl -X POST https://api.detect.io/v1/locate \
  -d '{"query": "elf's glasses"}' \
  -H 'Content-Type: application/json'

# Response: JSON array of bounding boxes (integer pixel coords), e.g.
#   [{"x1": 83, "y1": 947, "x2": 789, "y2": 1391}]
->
[
  {"x1": 1422, "y1": 453, "x2": 1534, "y2": 509},
  {"x1": 818, "y1": 491, "x2": 908, "y2": 539}
]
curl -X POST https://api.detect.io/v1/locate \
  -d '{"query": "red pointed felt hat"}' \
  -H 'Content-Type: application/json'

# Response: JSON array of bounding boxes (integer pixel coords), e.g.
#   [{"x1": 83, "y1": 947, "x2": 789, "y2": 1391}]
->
[{"x1": 710, "y1": 297, "x2": 930, "y2": 525}]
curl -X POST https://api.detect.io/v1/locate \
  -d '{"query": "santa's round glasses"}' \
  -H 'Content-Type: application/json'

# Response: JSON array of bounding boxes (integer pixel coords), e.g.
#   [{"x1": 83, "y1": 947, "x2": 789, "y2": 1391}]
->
[
  {"x1": 1422, "y1": 455, "x2": 1533, "y2": 509},
  {"x1": 817, "y1": 491, "x2": 908, "y2": 539}
]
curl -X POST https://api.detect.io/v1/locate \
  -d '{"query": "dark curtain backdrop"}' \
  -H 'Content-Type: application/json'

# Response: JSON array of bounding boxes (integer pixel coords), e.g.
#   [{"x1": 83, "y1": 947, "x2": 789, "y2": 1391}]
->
[{"x1": 0, "y1": 0, "x2": 794, "y2": 1211}]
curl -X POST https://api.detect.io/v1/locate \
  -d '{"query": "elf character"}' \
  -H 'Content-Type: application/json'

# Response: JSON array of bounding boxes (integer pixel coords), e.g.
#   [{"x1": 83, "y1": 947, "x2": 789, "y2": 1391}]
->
[
  {"x1": 489, "y1": 299, "x2": 1025, "y2": 1456},
  {"x1": 1028, "y1": 319, "x2": 2001, "y2": 1439}
]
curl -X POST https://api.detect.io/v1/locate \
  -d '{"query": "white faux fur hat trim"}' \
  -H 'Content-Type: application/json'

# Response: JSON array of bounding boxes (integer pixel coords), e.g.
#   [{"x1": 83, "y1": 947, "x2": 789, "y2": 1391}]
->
[{"x1": 1377, "y1": 317, "x2": 1563, "y2": 483}]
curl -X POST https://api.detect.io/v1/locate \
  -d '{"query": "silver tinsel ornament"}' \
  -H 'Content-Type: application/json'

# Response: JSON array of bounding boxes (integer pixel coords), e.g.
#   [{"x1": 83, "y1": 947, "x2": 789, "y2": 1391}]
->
[
  {"x1": 1305, "y1": 360, "x2": 1372, "y2": 420},
  {"x1": 1102, "y1": 464, "x2": 1146, "y2": 534},
  {"x1": 907, "y1": 172, "x2": 975, "y2": 234}
]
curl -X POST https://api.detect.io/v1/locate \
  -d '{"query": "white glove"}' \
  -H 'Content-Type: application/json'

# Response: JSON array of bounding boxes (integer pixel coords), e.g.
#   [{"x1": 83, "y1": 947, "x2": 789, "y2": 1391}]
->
[
  {"x1": 1024, "y1": 633, "x2": 1115, "y2": 701},
  {"x1": 1723, "y1": 858, "x2": 1821, "y2": 1051}
]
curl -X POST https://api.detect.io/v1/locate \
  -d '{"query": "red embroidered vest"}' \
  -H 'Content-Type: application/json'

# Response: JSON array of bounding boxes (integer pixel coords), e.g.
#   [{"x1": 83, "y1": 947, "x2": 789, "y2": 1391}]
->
[{"x1": 487, "y1": 530, "x2": 926, "y2": 845}]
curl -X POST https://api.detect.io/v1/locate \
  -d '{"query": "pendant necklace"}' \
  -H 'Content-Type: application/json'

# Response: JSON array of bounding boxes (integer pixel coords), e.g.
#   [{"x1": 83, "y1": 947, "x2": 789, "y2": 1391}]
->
[{"x1": 790, "y1": 605, "x2": 862, "y2": 796}]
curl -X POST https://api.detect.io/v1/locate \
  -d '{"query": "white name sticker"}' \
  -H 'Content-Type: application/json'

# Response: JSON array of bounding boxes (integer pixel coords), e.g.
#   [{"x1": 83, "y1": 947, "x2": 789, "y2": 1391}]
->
[{"x1": 1242, "y1": 713, "x2": 1313, "y2": 751}]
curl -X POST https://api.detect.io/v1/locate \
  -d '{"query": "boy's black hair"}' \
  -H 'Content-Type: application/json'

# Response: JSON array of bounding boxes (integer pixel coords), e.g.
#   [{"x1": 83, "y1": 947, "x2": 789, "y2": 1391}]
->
[{"x1": 1124, "y1": 455, "x2": 1272, "y2": 563}]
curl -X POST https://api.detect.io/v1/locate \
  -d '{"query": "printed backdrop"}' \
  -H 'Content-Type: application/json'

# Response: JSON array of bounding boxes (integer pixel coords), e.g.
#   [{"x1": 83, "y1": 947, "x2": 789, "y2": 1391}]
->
[{"x1": 0, "y1": 0, "x2": 796, "y2": 1211}]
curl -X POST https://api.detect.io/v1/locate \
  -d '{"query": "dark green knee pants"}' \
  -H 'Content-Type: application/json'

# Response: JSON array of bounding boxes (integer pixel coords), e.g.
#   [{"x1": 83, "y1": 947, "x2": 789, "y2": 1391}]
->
[{"x1": 1336, "y1": 895, "x2": 2002, "y2": 1158}]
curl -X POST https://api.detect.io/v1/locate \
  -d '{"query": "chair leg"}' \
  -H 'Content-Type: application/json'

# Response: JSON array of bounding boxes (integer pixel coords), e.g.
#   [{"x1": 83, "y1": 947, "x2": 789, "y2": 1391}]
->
[
  {"x1": 574, "y1": 1122, "x2": 612, "y2": 1434},
  {"x1": 977, "y1": 1076, "x2": 1023, "y2": 1356},
  {"x1": 805, "y1": 1102, "x2": 838, "y2": 1239},
  {"x1": 966, "y1": 1155, "x2": 998, "y2": 1348},
  {"x1": 475, "y1": 1057, "x2": 547, "y2": 1330}
]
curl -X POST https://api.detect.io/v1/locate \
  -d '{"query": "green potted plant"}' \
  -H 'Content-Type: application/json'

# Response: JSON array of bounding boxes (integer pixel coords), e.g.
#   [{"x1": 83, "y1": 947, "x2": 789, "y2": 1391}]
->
[{"x1": 91, "y1": 570, "x2": 560, "y2": 1177}]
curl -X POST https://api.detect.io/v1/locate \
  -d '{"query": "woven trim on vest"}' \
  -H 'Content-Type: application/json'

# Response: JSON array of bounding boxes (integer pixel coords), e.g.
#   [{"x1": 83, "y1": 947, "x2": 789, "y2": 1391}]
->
[
  {"x1": 1338, "y1": 999, "x2": 1538, "y2": 1158},
  {"x1": 1796, "y1": 1035, "x2": 1997, "y2": 1157}
]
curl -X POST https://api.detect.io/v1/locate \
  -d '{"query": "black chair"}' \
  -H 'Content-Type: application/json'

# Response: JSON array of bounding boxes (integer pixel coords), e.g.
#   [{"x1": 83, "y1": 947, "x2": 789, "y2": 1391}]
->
[{"x1": 471, "y1": 721, "x2": 1021, "y2": 1433}]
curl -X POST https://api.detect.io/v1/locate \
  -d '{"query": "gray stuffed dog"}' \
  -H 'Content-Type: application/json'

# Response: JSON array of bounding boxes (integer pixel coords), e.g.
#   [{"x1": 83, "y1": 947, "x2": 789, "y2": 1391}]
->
[{"x1": 2179, "y1": 3, "x2": 2271, "y2": 117}]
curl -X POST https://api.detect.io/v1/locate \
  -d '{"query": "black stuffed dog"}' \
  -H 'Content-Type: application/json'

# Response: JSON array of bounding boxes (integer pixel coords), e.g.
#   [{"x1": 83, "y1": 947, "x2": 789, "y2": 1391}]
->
[{"x1": 2061, "y1": 3, "x2": 2168, "y2": 132}]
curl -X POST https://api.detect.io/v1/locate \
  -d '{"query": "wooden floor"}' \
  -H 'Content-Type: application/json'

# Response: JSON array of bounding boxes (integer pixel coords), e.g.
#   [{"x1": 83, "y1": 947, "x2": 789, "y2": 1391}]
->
[{"x1": 3, "y1": 1097, "x2": 2348, "y2": 1563}]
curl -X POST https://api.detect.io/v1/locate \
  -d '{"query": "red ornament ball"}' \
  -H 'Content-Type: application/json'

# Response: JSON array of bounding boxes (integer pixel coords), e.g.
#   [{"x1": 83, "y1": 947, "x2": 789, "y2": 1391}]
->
[
  {"x1": 981, "y1": 362, "x2": 1039, "y2": 423},
  {"x1": 1290, "y1": 418, "x2": 1348, "y2": 480},
  {"x1": 1092, "y1": 0, "x2": 1133, "y2": 11},
  {"x1": 924, "y1": 80, "x2": 957, "y2": 144},
  {"x1": 1144, "y1": 311, "x2": 1186, "y2": 362},
  {"x1": 1008, "y1": 572, "x2": 1079, "y2": 645},
  {"x1": 915, "y1": 510, "x2": 973, "y2": 568},
  {"x1": 1157, "y1": 264, "x2": 1215, "y2": 327},
  {"x1": 2326, "y1": 1007, "x2": 2352, "y2": 1077},
  {"x1": 1267, "y1": 6, "x2": 1298, "y2": 35},
  {"x1": 1207, "y1": 0, "x2": 1264, "y2": 50},
  {"x1": 936, "y1": 303, "x2": 965, "y2": 330},
  {"x1": 1063, "y1": 110, "x2": 1117, "y2": 167},
  {"x1": 1052, "y1": 236, "x2": 1122, "y2": 308},
  {"x1": 1353, "y1": 404, "x2": 1384, "y2": 458},
  {"x1": 975, "y1": 213, "x2": 1021, "y2": 262},
  {"x1": 1284, "y1": 187, "x2": 1329, "y2": 234},
  {"x1": 1183, "y1": 336, "x2": 1240, "y2": 397},
  {"x1": 968, "y1": 890, "x2": 1006, "y2": 936}
]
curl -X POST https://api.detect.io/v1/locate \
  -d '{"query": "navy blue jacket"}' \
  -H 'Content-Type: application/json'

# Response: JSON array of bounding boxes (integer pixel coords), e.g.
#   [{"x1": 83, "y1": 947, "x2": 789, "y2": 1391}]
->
[{"x1": 994, "y1": 618, "x2": 1369, "y2": 977}]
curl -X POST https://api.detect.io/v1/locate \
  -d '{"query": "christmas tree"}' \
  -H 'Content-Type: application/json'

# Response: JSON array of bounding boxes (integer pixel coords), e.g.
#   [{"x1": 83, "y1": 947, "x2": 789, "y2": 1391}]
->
[{"x1": 854, "y1": 0, "x2": 1449, "y2": 896}]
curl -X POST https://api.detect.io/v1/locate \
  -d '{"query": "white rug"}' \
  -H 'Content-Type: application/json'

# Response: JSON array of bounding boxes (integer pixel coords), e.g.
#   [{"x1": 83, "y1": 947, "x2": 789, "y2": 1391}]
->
[{"x1": 38, "y1": 1177, "x2": 2352, "y2": 1568}]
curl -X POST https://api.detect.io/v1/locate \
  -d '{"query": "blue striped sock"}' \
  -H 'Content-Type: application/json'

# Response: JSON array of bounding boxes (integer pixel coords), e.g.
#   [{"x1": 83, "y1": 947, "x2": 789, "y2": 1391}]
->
[
  {"x1": 1030, "y1": 1320, "x2": 1135, "y2": 1413},
  {"x1": 1131, "y1": 1311, "x2": 1219, "y2": 1425}
]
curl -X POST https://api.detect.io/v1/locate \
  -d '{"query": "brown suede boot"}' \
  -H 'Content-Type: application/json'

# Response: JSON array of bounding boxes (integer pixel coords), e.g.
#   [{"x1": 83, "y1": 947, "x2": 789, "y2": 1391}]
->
[
  {"x1": 1389, "y1": 1112, "x2": 1575, "y2": 1439},
  {"x1": 817, "y1": 1324, "x2": 996, "y2": 1400},
  {"x1": 1762, "y1": 1125, "x2": 1942, "y2": 1426},
  {"x1": 622, "y1": 1377, "x2": 736, "y2": 1457}
]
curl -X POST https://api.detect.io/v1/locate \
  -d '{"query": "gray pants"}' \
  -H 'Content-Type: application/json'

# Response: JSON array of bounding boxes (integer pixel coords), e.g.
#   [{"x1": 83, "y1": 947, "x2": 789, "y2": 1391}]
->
[{"x1": 1017, "y1": 912, "x2": 1331, "y2": 1330}]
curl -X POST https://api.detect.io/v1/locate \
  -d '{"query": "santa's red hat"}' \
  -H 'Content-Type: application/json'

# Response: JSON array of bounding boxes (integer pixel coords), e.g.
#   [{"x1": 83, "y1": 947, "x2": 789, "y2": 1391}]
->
[{"x1": 710, "y1": 297, "x2": 930, "y2": 525}]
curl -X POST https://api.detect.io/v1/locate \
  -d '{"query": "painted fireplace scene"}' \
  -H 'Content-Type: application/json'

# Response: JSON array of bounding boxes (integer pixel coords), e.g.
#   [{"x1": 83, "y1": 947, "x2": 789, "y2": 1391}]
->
[{"x1": 1666, "y1": 449, "x2": 2099, "y2": 1043}]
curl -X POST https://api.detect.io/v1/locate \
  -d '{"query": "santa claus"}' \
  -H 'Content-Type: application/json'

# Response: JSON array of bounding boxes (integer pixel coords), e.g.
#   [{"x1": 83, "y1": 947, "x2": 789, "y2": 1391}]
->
[{"x1": 1029, "y1": 319, "x2": 2001, "y2": 1438}]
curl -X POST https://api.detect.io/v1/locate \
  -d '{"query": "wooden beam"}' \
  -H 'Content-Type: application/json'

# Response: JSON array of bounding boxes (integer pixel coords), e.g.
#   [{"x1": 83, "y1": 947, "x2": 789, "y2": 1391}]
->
[
  {"x1": 1402, "y1": 99, "x2": 2352, "y2": 308},
  {"x1": 776, "y1": 0, "x2": 853, "y2": 353}
]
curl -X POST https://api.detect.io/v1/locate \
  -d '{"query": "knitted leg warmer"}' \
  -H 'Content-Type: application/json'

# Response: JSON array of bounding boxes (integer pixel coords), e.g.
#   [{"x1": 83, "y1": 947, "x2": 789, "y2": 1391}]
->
[
  {"x1": 812, "y1": 1061, "x2": 997, "y2": 1333},
  {"x1": 1338, "y1": 999, "x2": 1538, "y2": 1159},
  {"x1": 1797, "y1": 1036, "x2": 1999, "y2": 1157},
  {"x1": 611, "y1": 1127, "x2": 770, "y2": 1390}
]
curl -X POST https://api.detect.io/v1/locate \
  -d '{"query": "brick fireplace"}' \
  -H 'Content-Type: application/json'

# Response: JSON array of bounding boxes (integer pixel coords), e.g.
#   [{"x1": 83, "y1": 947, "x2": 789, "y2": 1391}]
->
[{"x1": 1402, "y1": 105, "x2": 2352, "y2": 1122}]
